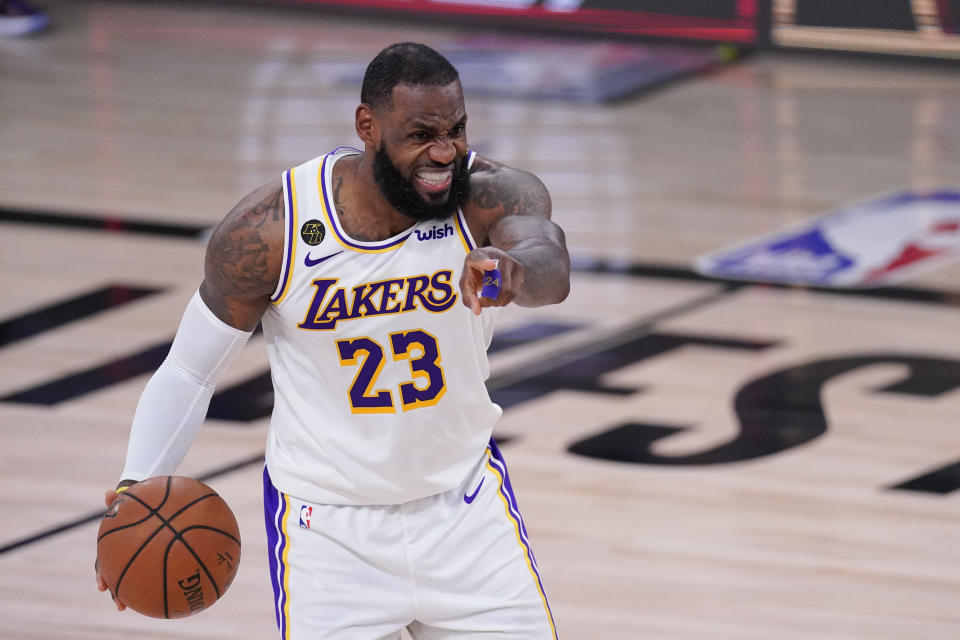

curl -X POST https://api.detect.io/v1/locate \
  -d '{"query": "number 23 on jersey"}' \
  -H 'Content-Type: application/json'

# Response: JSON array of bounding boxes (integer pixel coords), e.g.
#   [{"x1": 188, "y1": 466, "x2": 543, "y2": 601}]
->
[{"x1": 336, "y1": 329, "x2": 446, "y2": 413}]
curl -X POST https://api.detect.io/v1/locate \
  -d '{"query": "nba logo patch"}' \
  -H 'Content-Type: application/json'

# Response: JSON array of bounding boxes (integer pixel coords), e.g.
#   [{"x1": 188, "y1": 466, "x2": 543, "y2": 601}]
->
[
  {"x1": 695, "y1": 190, "x2": 960, "y2": 288},
  {"x1": 299, "y1": 505, "x2": 312, "y2": 529}
]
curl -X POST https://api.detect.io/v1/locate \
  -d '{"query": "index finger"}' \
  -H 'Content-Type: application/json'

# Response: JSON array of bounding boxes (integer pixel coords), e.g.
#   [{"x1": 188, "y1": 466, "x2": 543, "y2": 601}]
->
[{"x1": 467, "y1": 257, "x2": 499, "y2": 272}]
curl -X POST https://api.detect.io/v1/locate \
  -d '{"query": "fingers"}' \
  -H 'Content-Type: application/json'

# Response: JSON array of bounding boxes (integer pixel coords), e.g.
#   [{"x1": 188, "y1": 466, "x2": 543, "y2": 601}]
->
[
  {"x1": 98, "y1": 490, "x2": 129, "y2": 611},
  {"x1": 461, "y1": 252, "x2": 521, "y2": 314},
  {"x1": 95, "y1": 567, "x2": 127, "y2": 610}
]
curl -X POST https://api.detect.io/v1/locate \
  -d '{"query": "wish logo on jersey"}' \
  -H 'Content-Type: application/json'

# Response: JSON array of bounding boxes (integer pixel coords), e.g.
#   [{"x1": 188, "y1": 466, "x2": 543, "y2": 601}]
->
[
  {"x1": 415, "y1": 223, "x2": 454, "y2": 242},
  {"x1": 695, "y1": 191, "x2": 960, "y2": 288}
]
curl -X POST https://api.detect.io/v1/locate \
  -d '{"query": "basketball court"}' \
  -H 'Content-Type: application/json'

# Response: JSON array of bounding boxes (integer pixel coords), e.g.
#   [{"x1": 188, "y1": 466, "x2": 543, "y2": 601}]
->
[{"x1": 1, "y1": 1, "x2": 960, "y2": 638}]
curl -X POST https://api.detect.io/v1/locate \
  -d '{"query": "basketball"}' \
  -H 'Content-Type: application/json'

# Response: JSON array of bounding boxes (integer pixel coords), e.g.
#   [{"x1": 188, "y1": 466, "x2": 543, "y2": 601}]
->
[{"x1": 96, "y1": 476, "x2": 241, "y2": 619}]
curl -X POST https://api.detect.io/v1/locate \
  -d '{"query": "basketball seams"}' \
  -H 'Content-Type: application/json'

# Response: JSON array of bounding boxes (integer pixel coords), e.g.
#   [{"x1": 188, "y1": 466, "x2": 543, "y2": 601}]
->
[
  {"x1": 97, "y1": 477, "x2": 240, "y2": 618},
  {"x1": 175, "y1": 536, "x2": 223, "y2": 599},
  {"x1": 178, "y1": 524, "x2": 241, "y2": 546},
  {"x1": 162, "y1": 534, "x2": 172, "y2": 618},
  {"x1": 113, "y1": 515, "x2": 172, "y2": 601},
  {"x1": 109, "y1": 488, "x2": 220, "y2": 600},
  {"x1": 96, "y1": 510, "x2": 155, "y2": 542}
]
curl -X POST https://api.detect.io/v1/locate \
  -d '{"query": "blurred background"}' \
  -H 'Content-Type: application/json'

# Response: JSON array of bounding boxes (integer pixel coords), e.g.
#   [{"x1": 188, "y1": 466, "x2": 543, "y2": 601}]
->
[{"x1": 1, "y1": 1, "x2": 959, "y2": 638}]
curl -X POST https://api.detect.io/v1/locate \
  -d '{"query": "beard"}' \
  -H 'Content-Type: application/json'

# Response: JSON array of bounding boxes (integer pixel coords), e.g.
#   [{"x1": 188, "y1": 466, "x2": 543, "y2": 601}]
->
[{"x1": 372, "y1": 145, "x2": 470, "y2": 222}]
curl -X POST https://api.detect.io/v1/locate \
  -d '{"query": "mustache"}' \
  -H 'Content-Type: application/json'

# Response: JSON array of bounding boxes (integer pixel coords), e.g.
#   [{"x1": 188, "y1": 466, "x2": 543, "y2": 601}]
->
[{"x1": 372, "y1": 146, "x2": 470, "y2": 222}]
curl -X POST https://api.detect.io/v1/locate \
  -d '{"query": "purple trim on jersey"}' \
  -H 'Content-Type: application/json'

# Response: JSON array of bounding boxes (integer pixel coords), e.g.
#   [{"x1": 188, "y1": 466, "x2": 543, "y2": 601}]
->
[
  {"x1": 487, "y1": 438, "x2": 556, "y2": 630},
  {"x1": 271, "y1": 170, "x2": 296, "y2": 303},
  {"x1": 455, "y1": 209, "x2": 475, "y2": 251},
  {"x1": 320, "y1": 152, "x2": 412, "y2": 251},
  {"x1": 456, "y1": 150, "x2": 476, "y2": 250},
  {"x1": 262, "y1": 466, "x2": 289, "y2": 638}
]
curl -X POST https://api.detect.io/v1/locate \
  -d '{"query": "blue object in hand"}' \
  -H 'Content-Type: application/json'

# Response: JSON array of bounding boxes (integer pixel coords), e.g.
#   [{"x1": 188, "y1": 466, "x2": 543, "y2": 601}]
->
[{"x1": 480, "y1": 268, "x2": 501, "y2": 299}]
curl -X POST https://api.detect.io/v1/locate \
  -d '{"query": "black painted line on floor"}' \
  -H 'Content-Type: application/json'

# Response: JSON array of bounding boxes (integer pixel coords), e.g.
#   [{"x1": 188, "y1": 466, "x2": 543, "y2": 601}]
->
[
  {"x1": 2, "y1": 204, "x2": 957, "y2": 306},
  {"x1": 0, "y1": 289, "x2": 736, "y2": 555},
  {"x1": 0, "y1": 285, "x2": 163, "y2": 349},
  {"x1": 0, "y1": 341, "x2": 171, "y2": 405},
  {"x1": 572, "y1": 259, "x2": 960, "y2": 306},
  {"x1": 889, "y1": 459, "x2": 960, "y2": 494},
  {"x1": 0, "y1": 453, "x2": 265, "y2": 556},
  {"x1": 0, "y1": 206, "x2": 209, "y2": 239},
  {"x1": 486, "y1": 282, "x2": 744, "y2": 392}
]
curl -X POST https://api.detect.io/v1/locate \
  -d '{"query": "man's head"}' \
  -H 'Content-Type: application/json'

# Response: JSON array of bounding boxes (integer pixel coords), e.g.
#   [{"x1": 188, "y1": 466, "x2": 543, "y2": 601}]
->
[{"x1": 357, "y1": 43, "x2": 470, "y2": 222}]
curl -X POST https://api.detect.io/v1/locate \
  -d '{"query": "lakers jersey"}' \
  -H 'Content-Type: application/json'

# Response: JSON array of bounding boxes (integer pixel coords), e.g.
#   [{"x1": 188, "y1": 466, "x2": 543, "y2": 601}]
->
[{"x1": 260, "y1": 147, "x2": 502, "y2": 505}]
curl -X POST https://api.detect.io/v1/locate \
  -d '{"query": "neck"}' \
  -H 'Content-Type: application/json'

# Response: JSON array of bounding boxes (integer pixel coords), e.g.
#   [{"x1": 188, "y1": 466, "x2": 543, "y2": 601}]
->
[{"x1": 334, "y1": 153, "x2": 417, "y2": 241}]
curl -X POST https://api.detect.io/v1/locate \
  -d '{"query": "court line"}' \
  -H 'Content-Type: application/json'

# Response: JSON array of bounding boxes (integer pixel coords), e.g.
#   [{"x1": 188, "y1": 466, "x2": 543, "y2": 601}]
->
[
  {"x1": 0, "y1": 453, "x2": 264, "y2": 556},
  {"x1": 572, "y1": 258, "x2": 960, "y2": 306},
  {"x1": 2, "y1": 206, "x2": 958, "y2": 305},
  {"x1": 0, "y1": 285, "x2": 163, "y2": 349},
  {"x1": 0, "y1": 206, "x2": 208, "y2": 239},
  {"x1": 0, "y1": 286, "x2": 741, "y2": 555},
  {"x1": 487, "y1": 282, "x2": 743, "y2": 393}
]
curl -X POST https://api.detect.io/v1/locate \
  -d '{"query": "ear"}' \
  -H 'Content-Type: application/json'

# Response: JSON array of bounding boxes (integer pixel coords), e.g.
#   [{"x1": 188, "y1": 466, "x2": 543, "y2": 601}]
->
[{"x1": 355, "y1": 104, "x2": 379, "y2": 146}]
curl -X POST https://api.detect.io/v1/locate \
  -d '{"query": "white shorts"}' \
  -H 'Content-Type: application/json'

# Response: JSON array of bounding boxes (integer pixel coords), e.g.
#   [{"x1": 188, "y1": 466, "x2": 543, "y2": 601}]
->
[{"x1": 262, "y1": 438, "x2": 557, "y2": 640}]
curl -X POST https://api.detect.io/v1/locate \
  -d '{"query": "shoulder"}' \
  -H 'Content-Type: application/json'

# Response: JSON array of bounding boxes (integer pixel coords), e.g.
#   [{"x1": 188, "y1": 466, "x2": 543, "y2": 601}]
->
[
  {"x1": 463, "y1": 155, "x2": 552, "y2": 244},
  {"x1": 201, "y1": 179, "x2": 286, "y2": 326}
]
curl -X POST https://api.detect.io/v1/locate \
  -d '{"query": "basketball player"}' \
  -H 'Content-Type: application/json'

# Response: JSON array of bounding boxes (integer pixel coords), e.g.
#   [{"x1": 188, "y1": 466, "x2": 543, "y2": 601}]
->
[{"x1": 96, "y1": 42, "x2": 569, "y2": 639}]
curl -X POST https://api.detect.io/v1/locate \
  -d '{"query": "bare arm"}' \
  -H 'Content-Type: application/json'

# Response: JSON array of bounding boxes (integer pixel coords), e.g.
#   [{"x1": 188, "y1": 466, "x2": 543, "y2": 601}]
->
[
  {"x1": 200, "y1": 179, "x2": 286, "y2": 330},
  {"x1": 461, "y1": 159, "x2": 570, "y2": 313}
]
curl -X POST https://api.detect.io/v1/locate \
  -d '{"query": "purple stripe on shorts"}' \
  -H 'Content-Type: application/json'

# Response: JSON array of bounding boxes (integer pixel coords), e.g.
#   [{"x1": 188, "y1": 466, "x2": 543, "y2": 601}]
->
[
  {"x1": 487, "y1": 437, "x2": 555, "y2": 629},
  {"x1": 262, "y1": 466, "x2": 288, "y2": 638}
]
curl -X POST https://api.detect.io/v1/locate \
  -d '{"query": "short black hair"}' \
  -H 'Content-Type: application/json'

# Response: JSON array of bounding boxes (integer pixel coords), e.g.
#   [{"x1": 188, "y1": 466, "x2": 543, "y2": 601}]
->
[{"x1": 361, "y1": 42, "x2": 460, "y2": 111}]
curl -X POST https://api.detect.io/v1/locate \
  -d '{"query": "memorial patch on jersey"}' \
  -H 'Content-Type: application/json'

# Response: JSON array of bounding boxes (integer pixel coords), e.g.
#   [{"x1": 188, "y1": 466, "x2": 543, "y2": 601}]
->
[
  {"x1": 694, "y1": 191, "x2": 960, "y2": 288},
  {"x1": 300, "y1": 219, "x2": 326, "y2": 246},
  {"x1": 298, "y1": 269, "x2": 458, "y2": 330}
]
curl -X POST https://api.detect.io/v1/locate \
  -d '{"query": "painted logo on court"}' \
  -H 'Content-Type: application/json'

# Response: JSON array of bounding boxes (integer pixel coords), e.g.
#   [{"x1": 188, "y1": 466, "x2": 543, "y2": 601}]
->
[
  {"x1": 300, "y1": 220, "x2": 326, "y2": 246},
  {"x1": 298, "y1": 505, "x2": 312, "y2": 529},
  {"x1": 695, "y1": 191, "x2": 960, "y2": 288}
]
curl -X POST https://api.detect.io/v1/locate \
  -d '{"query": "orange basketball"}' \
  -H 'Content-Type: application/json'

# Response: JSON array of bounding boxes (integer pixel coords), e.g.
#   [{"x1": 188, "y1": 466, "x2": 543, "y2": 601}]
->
[{"x1": 96, "y1": 476, "x2": 241, "y2": 619}]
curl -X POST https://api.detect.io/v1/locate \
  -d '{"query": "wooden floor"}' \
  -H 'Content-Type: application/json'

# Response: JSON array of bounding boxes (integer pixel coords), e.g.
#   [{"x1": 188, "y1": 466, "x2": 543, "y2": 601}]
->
[{"x1": 2, "y1": 2, "x2": 960, "y2": 638}]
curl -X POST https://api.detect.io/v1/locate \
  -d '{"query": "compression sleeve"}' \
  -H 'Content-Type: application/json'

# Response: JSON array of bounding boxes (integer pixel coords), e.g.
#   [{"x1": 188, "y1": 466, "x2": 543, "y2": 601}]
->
[{"x1": 119, "y1": 291, "x2": 253, "y2": 481}]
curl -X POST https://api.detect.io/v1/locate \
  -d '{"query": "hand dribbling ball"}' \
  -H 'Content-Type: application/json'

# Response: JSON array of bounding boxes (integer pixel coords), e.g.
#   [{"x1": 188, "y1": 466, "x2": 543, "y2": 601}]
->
[{"x1": 96, "y1": 476, "x2": 241, "y2": 618}]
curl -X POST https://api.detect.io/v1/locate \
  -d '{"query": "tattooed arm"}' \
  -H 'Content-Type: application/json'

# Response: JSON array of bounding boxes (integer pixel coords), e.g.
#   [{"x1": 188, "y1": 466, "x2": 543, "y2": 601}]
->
[
  {"x1": 200, "y1": 180, "x2": 286, "y2": 330},
  {"x1": 461, "y1": 157, "x2": 570, "y2": 314},
  {"x1": 96, "y1": 180, "x2": 287, "y2": 606}
]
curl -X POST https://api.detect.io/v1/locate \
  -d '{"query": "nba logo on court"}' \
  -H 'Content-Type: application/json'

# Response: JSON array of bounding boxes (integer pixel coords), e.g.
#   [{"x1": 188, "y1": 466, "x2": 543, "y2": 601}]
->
[
  {"x1": 695, "y1": 191, "x2": 960, "y2": 288},
  {"x1": 299, "y1": 505, "x2": 312, "y2": 529}
]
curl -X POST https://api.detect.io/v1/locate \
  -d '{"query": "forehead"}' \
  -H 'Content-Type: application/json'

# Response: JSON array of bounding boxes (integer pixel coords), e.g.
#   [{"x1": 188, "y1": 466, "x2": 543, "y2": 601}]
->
[{"x1": 384, "y1": 82, "x2": 466, "y2": 128}]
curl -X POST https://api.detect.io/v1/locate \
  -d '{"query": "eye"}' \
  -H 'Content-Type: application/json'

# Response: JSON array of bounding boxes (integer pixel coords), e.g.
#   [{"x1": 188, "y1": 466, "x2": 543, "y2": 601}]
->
[
  {"x1": 451, "y1": 125, "x2": 465, "y2": 137},
  {"x1": 410, "y1": 131, "x2": 429, "y2": 141}
]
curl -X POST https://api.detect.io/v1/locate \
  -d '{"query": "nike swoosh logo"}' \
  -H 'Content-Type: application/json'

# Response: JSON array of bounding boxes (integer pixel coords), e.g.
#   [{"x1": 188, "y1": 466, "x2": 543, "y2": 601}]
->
[
  {"x1": 463, "y1": 477, "x2": 484, "y2": 504},
  {"x1": 304, "y1": 251, "x2": 343, "y2": 267}
]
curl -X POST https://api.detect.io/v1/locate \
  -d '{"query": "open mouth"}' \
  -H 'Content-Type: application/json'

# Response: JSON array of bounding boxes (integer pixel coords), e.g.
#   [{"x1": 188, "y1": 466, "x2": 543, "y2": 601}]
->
[{"x1": 415, "y1": 168, "x2": 453, "y2": 194}]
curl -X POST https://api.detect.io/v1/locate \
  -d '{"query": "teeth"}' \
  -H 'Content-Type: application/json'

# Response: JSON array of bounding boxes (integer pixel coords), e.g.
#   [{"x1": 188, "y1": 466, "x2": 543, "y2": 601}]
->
[{"x1": 418, "y1": 171, "x2": 451, "y2": 186}]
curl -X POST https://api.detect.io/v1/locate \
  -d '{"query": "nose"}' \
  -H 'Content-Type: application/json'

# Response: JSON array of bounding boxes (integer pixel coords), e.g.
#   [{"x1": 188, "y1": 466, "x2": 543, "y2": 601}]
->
[{"x1": 427, "y1": 136, "x2": 456, "y2": 165}]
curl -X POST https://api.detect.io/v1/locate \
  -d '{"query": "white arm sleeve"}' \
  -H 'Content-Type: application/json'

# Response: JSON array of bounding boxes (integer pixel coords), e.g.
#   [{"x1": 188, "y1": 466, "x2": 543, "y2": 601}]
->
[{"x1": 119, "y1": 291, "x2": 253, "y2": 481}]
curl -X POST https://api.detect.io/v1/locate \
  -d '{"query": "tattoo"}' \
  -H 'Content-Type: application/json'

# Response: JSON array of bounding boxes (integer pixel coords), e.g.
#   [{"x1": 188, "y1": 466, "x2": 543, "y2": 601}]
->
[
  {"x1": 470, "y1": 170, "x2": 546, "y2": 217},
  {"x1": 203, "y1": 185, "x2": 283, "y2": 326},
  {"x1": 333, "y1": 176, "x2": 344, "y2": 211},
  {"x1": 331, "y1": 174, "x2": 379, "y2": 241},
  {"x1": 207, "y1": 220, "x2": 271, "y2": 292}
]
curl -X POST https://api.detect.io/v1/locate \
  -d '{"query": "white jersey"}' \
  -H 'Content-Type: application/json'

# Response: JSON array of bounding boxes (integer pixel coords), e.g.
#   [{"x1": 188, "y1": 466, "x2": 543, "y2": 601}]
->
[{"x1": 261, "y1": 147, "x2": 502, "y2": 505}]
